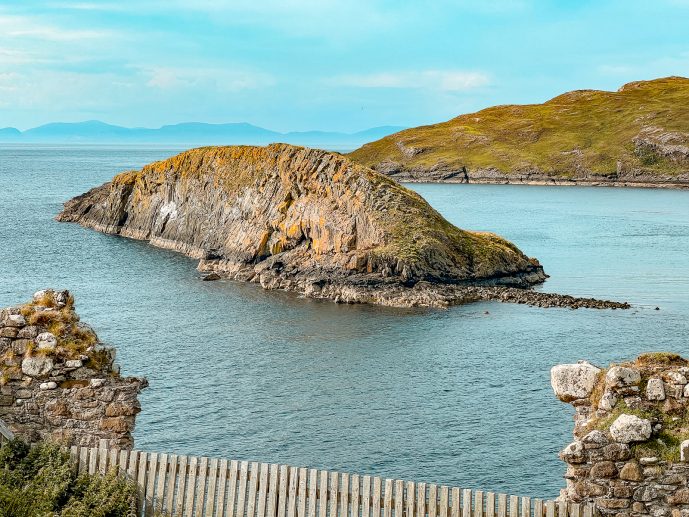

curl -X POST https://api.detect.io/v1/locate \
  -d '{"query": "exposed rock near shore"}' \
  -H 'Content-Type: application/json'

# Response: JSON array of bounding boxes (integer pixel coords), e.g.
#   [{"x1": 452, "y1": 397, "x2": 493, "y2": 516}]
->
[
  {"x1": 57, "y1": 144, "x2": 627, "y2": 309},
  {"x1": 349, "y1": 77, "x2": 689, "y2": 189},
  {"x1": 0, "y1": 289, "x2": 146, "y2": 448}
]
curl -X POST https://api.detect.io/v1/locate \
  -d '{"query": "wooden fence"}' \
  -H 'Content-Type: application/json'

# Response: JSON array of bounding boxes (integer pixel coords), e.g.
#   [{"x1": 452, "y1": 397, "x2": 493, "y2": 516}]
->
[
  {"x1": 68, "y1": 445, "x2": 597, "y2": 517},
  {"x1": 0, "y1": 418, "x2": 14, "y2": 445}
]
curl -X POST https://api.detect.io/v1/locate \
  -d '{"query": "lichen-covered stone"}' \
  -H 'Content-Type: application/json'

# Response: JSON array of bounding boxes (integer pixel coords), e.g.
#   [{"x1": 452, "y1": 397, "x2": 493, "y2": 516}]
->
[
  {"x1": 21, "y1": 356, "x2": 54, "y2": 377},
  {"x1": 36, "y1": 332, "x2": 57, "y2": 351},
  {"x1": 590, "y1": 461, "x2": 617, "y2": 479},
  {"x1": 619, "y1": 461, "x2": 643, "y2": 481},
  {"x1": 551, "y1": 362, "x2": 601, "y2": 402},
  {"x1": 610, "y1": 414, "x2": 652, "y2": 443},
  {"x1": 647, "y1": 376, "x2": 666, "y2": 400},
  {"x1": 606, "y1": 366, "x2": 641, "y2": 388}
]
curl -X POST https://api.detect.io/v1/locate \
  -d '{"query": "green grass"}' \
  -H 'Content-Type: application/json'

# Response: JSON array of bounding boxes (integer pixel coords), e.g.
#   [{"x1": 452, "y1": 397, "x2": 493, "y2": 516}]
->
[
  {"x1": 0, "y1": 439, "x2": 138, "y2": 517},
  {"x1": 348, "y1": 76, "x2": 689, "y2": 179}
]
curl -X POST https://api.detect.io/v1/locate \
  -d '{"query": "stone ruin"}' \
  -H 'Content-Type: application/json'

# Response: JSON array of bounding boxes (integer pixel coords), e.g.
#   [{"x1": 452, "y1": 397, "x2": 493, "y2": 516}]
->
[
  {"x1": 0, "y1": 289, "x2": 146, "y2": 448},
  {"x1": 552, "y1": 354, "x2": 689, "y2": 516}
]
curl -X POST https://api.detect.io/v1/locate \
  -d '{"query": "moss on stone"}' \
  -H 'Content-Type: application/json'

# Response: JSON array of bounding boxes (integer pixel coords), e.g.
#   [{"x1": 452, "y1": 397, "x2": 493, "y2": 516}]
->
[{"x1": 636, "y1": 352, "x2": 689, "y2": 367}]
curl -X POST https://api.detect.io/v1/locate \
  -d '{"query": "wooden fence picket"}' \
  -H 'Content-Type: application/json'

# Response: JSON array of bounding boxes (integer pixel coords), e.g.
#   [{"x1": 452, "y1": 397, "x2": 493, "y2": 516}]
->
[
  {"x1": 268, "y1": 464, "x2": 279, "y2": 517},
  {"x1": 497, "y1": 494, "x2": 507, "y2": 517},
  {"x1": 474, "y1": 491, "x2": 483, "y2": 517},
  {"x1": 248, "y1": 462, "x2": 260, "y2": 517},
  {"x1": 318, "y1": 470, "x2": 329, "y2": 517},
  {"x1": 350, "y1": 474, "x2": 359, "y2": 517},
  {"x1": 451, "y1": 487, "x2": 460, "y2": 517},
  {"x1": 257, "y1": 463, "x2": 270, "y2": 517},
  {"x1": 394, "y1": 480, "x2": 404, "y2": 517},
  {"x1": 463, "y1": 489, "x2": 472, "y2": 517},
  {"x1": 307, "y1": 469, "x2": 318, "y2": 517},
  {"x1": 485, "y1": 492, "x2": 495, "y2": 517}
]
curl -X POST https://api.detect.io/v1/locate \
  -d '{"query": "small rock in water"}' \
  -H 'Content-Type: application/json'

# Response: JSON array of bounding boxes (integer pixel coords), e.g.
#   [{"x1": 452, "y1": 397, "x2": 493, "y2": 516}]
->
[
  {"x1": 203, "y1": 273, "x2": 221, "y2": 281},
  {"x1": 655, "y1": 307, "x2": 660, "y2": 311}
]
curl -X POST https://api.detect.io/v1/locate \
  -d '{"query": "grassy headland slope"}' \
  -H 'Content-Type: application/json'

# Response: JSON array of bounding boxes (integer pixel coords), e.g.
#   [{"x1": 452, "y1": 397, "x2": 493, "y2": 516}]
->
[{"x1": 349, "y1": 77, "x2": 689, "y2": 187}]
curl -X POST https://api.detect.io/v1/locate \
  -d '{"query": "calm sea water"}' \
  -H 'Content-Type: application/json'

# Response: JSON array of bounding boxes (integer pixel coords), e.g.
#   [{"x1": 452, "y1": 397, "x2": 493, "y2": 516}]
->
[{"x1": 1, "y1": 145, "x2": 688, "y2": 499}]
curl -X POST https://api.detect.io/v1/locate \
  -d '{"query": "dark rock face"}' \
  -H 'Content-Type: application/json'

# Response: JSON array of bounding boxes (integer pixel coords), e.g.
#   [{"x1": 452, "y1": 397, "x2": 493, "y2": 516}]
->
[
  {"x1": 0, "y1": 290, "x2": 146, "y2": 448},
  {"x1": 57, "y1": 144, "x2": 627, "y2": 309}
]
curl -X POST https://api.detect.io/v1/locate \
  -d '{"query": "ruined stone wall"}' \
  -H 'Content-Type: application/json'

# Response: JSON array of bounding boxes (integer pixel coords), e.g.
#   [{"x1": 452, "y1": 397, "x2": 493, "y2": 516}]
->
[
  {"x1": 0, "y1": 289, "x2": 146, "y2": 448},
  {"x1": 552, "y1": 354, "x2": 689, "y2": 516}
]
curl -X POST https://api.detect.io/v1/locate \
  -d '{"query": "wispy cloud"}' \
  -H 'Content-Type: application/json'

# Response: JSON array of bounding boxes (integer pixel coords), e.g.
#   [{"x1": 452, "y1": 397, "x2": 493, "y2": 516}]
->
[
  {"x1": 327, "y1": 70, "x2": 490, "y2": 92},
  {"x1": 145, "y1": 67, "x2": 275, "y2": 92},
  {"x1": 0, "y1": 13, "x2": 111, "y2": 41}
]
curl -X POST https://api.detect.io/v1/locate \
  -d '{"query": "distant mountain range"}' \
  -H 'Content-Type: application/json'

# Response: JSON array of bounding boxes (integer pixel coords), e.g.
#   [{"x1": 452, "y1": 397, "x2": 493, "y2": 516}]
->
[{"x1": 0, "y1": 120, "x2": 405, "y2": 148}]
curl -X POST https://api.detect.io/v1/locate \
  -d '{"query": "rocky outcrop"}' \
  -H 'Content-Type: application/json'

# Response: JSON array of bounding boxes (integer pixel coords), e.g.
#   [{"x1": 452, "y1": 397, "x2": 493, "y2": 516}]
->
[
  {"x1": 0, "y1": 290, "x2": 146, "y2": 448},
  {"x1": 349, "y1": 77, "x2": 689, "y2": 189},
  {"x1": 552, "y1": 353, "x2": 689, "y2": 515},
  {"x1": 56, "y1": 144, "x2": 629, "y2": 309}
]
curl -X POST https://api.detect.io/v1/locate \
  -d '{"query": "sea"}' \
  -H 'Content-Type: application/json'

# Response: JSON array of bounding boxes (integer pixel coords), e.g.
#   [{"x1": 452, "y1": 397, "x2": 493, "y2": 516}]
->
[{"x1": 1, "y1": 144, "x2": 688, "y2": 498}]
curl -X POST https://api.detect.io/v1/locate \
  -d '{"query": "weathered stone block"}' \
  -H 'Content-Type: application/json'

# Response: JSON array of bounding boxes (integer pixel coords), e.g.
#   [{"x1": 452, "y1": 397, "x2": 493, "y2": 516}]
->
[
  {"x1": 583, "y1": 430, "x2": 609, "y2": 448},
  {"x1": 0, "y1": 327, "x2": 18, "y2": 338},
  {"x1": 551, "y1": 362, "x2": 601, "y2": 402},
  {"x1": 591, "y1": 461, "x2": 618, "y2": 479},
  {"x1": 620, "y1": 461, "x2": 643, "y2": 481},
  {"x1": 597, "y1": 498, "x2": 631, "y2": 509},
  {"x1": 36, "y1": 332, "x2": 57, "y2": 351},
  {"x1": 647, "y1": 377, "x2": 666, "y2": 401},
  {"x1": 100, "y1": 416, "x2": 131, "y2": 432},
  {"x1": 606, "y1": 366, "x2": 642, "y2": 388},
  {"x1": 610, "y1": 414, "x2": 653, "y2": 443},
  {"x1": 4, "y1": 314, "x2": 26, "y2": 327},
  {"x1": 17, "y1": 326, "x2": 39, "y2": 339},
  {"x1": 667, "y1": 489, "x2": 689, "y2": 505},
  {"x1": 21, "y1": 356, "x2": 54, "y2": 377},
  {"x1": 561, "y1": 441, "x2": 587, "y2": 464},
  {"x1": 634, "y1": 486, "x2": 658, "y2": 502}
]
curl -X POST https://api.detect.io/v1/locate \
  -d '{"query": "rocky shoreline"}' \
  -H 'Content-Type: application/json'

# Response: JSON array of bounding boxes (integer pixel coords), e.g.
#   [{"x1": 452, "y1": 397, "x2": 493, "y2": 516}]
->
[
  {"x1": 200, "y1": 263, "x2": 629, "y2": 309},
  {"x1": 379, "y1": 167, "x2": 689, "y2": 190}
]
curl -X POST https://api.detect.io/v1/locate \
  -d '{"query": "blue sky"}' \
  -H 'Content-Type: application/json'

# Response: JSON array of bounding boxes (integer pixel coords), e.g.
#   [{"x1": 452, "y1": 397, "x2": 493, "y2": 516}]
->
[{"x1": 1, "y1": 0, "x2": 688, "y2": 131}]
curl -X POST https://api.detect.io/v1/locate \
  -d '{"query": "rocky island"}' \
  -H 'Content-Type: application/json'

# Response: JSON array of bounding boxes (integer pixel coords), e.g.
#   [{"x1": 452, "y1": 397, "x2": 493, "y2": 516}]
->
[
  {"x1": 58, "y1": 143, "x2": 627, "y2": 309},
  {"x1": 349, "y1": 76, "x2": 689, "y2": 188}
]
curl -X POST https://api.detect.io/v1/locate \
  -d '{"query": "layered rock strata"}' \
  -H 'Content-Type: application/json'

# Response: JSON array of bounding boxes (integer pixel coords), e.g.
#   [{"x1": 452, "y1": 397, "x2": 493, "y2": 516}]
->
[
  {"x1": 57, "y1": 144, "x2": 627, "y2": 309},
  {"x1": 552, "y1": 353, "x2": 689, "y2": 515},
  {"x1": 0, "y1": 289, "x2": 146, "y2": 448}
]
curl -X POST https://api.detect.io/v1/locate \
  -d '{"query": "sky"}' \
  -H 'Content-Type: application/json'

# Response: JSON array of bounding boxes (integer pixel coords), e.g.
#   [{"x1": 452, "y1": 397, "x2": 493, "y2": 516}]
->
[{"x1": 1, "y1": 0, "x2": 688, "y2": 132}]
